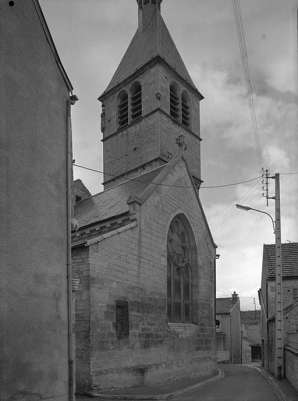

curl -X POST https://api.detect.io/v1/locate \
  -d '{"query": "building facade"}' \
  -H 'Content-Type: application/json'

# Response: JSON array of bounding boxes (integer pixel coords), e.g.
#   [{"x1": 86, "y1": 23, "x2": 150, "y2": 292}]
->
[
  {"x1": 72, "y1": 0, "x2": 217, "y2": 395},
  {"x1": 0, "y1": 1, "x2": 75, "y2": 400},
  {"x1": 259, "y1": 243, "x2": 298, "y2": 387},
  {"x1": 216, "y1": 292, "x2": 241, "y2": 364},
  {"x1": 241, "y1": 311, "x2": 262, "y2": 364}
]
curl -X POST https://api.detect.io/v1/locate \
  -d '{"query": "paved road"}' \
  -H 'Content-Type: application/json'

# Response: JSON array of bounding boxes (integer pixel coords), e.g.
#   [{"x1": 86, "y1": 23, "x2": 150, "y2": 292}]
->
[{"x1": 175, "y1": 365, "x2": 280, "y2": 401}]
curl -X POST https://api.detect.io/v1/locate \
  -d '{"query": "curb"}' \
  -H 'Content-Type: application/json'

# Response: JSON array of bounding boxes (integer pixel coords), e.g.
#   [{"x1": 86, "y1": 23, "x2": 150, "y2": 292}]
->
[
  {"x1": 91, "y1": 369, "x2": 224, "y2": 400},
  {"x1": 256, "y1": 368, "x2": 287, "y2": 401}
]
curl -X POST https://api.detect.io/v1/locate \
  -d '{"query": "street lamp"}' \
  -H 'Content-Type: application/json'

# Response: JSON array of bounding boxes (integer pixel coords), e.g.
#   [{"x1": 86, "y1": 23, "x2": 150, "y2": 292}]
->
[
  {"x1": 235, "y1": 204, "x2": 276, "y2": 234},
  {"x1": 235, "y1": 174, "x2": 283, "y2": 379}
]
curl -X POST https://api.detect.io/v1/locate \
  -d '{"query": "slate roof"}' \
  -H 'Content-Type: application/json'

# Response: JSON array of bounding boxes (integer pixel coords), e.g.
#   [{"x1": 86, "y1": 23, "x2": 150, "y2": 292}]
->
[
  {"x1": 74, "y1": 165, "x2": 164, "y2": 228},
  {"x1": 216, "y1": 298, "x2": 238, "y2": 314},
  {"x1": 263, "y1": 243, "x2": 298, "y2": 278},
  {"x1": 73, "y1": 179, "x2": 91, "y2": 200},
  {"x1": 101, "y1": 5, "x2": 197, "y2": 96}
]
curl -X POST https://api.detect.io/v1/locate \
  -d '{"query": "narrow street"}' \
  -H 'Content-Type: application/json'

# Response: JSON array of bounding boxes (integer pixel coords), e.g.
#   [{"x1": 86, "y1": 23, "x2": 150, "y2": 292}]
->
[{"x1": 175, "y1": 365, "x2": 280, "y2": 401}]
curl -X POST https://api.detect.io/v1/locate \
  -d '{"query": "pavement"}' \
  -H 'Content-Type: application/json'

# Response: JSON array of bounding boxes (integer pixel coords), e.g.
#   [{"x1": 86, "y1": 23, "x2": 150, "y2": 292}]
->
[
  {"x1": 256, "y1": 367, "x2": 298, "y2": 401},
  {"x1": 76, "y1": 363, "x2": 298, "y2": 401}
]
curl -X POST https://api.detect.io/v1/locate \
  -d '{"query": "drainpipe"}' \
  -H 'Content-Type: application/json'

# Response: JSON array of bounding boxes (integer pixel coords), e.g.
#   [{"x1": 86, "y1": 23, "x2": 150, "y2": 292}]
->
[
  {"x1": 66, "y1": 95, "x2": 78, "y2": 401},
  {"x1": 215, "y1": 255, "x2": 220, "y2": 358}
]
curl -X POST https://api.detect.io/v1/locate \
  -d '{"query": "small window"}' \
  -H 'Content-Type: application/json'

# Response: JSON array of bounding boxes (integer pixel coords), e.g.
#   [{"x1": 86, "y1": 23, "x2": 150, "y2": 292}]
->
[
  {"x1": 75, "y1": 195, "x2": 82, "y2": 203},
  {"x1": 182, "y1": 91, "x2": 190, "y2": 127},
  {"x1": 130, "y1": 82, "x2": 142, "y2": 121},
  {"x1": 170, "y1": 83, "x2": 179, "y2": 120},
  {"x1": 116, "y1": 300, "x2": 129, "y2": 338},
  {"x1": 118, "y1": 91, "x2": 128, "y2": 128}
]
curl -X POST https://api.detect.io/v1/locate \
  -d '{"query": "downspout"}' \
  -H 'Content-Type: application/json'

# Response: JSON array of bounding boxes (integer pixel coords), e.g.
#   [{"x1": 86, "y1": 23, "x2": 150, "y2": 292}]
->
[
  {"x1": 66, "y1": 95, "x2": 78, "y2": 401},
  {"x1": 230, "y1": 314, "x2": 233, "y2": 363},
  {"x1": 214, "y1": 255, "x2": 220, "y2": 360}
]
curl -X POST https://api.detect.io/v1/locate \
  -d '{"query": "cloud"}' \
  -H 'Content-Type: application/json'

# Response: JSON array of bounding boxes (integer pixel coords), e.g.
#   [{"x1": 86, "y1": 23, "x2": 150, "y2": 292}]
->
[{"x1": 263, "y1": 146, "x2": 290, "y2": 171}]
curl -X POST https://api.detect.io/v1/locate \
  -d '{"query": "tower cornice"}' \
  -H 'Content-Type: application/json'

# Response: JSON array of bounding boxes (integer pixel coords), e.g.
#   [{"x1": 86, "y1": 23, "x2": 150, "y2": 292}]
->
[{"x1": 98, "y1": 55, "x2": 204, "y2": 102}]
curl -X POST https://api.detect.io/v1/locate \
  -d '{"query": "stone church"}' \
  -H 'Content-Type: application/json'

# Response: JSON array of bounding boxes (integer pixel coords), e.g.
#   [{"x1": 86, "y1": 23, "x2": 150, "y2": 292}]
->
[{"x1": 72, "y1": 0, "x2": 217, "y2": 394}]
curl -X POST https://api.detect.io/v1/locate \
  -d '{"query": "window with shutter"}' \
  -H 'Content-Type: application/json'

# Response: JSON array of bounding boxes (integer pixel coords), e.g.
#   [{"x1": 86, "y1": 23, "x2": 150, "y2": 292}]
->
[
  {"x1": 182, "y1": 91, "x2": 190, "y2": 128},
  {"x1": 130, "y1": 82, "x2": 142, "y2": 121},
  {"x1": 118, "y1": 91, "x2": 128, "y2": 128},
  {"x1": 170, "y1": 83, "x2": 180, "y2": 120}
]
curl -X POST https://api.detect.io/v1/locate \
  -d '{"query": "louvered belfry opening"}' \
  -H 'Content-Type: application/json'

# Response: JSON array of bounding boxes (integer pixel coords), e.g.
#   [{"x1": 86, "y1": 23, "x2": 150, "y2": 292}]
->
[
  {"x1": 118, "y1": 91, "x2": 128, "y2": 128},
  {"x1": 116, "y1": 300, "x2": 129, "y2": 338},
  {"x1": 182, "y1": 91, "x2": 190, "y2": 128},
  {"x1": 131, "y1": 82, "x2": 142, "y2": 121},
  {"x1": 170, "y1": 83, "x2": 179, "y2": 120}
]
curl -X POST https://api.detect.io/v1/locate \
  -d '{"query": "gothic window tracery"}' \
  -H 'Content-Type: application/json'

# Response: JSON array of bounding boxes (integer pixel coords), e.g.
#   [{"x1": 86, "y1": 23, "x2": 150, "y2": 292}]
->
[{"x1": 167, "y1": 217, "x2": 192, "y2": 323}]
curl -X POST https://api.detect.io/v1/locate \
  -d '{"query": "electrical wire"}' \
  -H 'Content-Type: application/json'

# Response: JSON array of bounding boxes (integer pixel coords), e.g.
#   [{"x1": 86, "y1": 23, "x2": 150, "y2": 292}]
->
[
  {"x1": 73, "y1": 163, "x2": 262, "y2": 189},
  {"x1": 232, "y1": 0, "x2": 263, "y2": 170}
]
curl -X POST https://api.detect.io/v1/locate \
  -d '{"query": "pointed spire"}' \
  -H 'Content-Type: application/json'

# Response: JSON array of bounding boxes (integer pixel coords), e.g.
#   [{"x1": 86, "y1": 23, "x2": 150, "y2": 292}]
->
[
  {"x1": 99, "y1": 0, "x2": 198, "y2": 98},
  {"x1": 137, "y1": 0, "x2": 163, "y2": 32},
  {"x1": 136, "y1": 0, "x2": 163, "y2": 12}
]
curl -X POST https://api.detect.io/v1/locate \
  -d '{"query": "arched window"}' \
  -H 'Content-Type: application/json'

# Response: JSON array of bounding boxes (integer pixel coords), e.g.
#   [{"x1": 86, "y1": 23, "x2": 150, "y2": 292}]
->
[
  {"x1": 117, "y1": 90, "x2": 128, "y2": 128},
  {"x1": 167, "y1": 216, "x2": 192, "y2": 322},
  {"x1": 130, "y1": 82, "x2": 142, "y2": 121},
  {"x1": 170, "y1": 82, "x2": 179, "y2": 120},
  {"x1": 181, "y1": 91, "x2": 190, "y2": 128}
]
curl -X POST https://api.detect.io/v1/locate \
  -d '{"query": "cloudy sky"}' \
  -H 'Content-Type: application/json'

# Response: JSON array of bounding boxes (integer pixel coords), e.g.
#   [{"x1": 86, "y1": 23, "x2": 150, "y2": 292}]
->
[{"x1": 40, "y1": 0, "x2": 298, "y2": 310}]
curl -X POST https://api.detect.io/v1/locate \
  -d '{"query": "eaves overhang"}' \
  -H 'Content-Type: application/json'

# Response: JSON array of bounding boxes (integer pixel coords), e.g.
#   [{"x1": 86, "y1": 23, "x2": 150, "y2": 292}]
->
[{"x1": 98, "y1": 56, "x2": 204, "y2": 102}]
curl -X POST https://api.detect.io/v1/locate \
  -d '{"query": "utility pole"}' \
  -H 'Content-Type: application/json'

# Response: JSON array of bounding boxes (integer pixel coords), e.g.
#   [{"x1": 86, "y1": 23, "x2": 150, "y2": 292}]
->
[
  {"x1": 237, "y1": 171, "x2": 283, "y2": 378},
  {"x1": 274, "y1": 173, "x2": 283, "y2": 379}
]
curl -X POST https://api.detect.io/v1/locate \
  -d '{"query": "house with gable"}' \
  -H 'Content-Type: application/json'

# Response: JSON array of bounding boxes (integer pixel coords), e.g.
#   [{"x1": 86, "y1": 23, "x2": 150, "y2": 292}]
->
[
  {"x1": 72, "y1": 0, "x2": 217, "y2": 395},
  {"x1": 259, "y1": 242, "x2": 298, "y2": 389},
  {"x1": 216, "y1": 292, "x2": 241, "y2": 364}
]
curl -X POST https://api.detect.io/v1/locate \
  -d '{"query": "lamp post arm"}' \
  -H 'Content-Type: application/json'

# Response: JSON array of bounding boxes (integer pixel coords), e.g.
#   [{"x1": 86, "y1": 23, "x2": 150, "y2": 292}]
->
[{"x1": 249, "y1": 208, "x2": 276, "y2": 233}]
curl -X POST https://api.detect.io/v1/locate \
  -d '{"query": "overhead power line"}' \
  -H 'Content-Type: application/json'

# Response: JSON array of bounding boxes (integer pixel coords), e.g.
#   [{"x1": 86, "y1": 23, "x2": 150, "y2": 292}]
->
[
  {"x1": 73, "y1": 163, "x2": 262, "y2": 189},
  {"x1": 232, "y1": 0, "x2": 263, "y2": 170}
]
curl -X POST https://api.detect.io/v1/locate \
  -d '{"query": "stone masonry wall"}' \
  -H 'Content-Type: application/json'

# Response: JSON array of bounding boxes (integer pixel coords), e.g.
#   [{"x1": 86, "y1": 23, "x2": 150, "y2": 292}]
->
[
  {"x1": 86, "y1": 159, "x2": 216, "y2": 392},
  {"x1": 72, "y1": 247, "x2": 92, "y2": 394},
  {"x1": 267, "y1": 279, "x2": 298, "y2": 317},
  {"x1": 267, "y1": 302, "x2": 298, "y2": 378},
  {"x1": 102, "y1": 63, "x2": 202, "y2": 187},
  {"x1": 285, "y1": 347, "x2": 298, "y2": 391}
]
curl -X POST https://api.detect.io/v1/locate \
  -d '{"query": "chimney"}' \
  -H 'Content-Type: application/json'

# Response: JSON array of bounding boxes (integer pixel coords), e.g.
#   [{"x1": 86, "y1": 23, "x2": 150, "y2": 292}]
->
[{"x1": 232, "y1": 291, "x2": 238, "y2": 303}]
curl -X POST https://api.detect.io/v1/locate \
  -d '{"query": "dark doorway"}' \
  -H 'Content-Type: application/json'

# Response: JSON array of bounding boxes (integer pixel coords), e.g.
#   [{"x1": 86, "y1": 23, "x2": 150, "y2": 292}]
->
[{"x1": 251, "y1": 345, "x2": 262, "y2": 361}]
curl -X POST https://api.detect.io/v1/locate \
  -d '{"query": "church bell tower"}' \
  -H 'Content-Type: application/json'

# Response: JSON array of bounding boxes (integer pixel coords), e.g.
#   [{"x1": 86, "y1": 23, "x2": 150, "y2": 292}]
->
[{"x1": 99, "y1": 0, "x2": 204, "y2": 189}]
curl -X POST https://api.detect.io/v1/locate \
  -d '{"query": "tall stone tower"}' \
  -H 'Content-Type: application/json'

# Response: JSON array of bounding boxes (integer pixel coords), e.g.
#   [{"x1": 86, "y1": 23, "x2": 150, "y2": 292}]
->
[{"x1": 99, "y1": 0, "x2": 204, "y2": 189}]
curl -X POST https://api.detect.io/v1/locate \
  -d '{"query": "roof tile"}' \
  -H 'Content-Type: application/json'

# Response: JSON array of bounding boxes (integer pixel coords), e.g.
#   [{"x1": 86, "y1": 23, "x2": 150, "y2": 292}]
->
[
  {"x1": 216, "y1": 298, "x2": 237, "y2": 314},
  {"x1": 263, "y1": 243, "x2": 298, "y2": 278}
]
